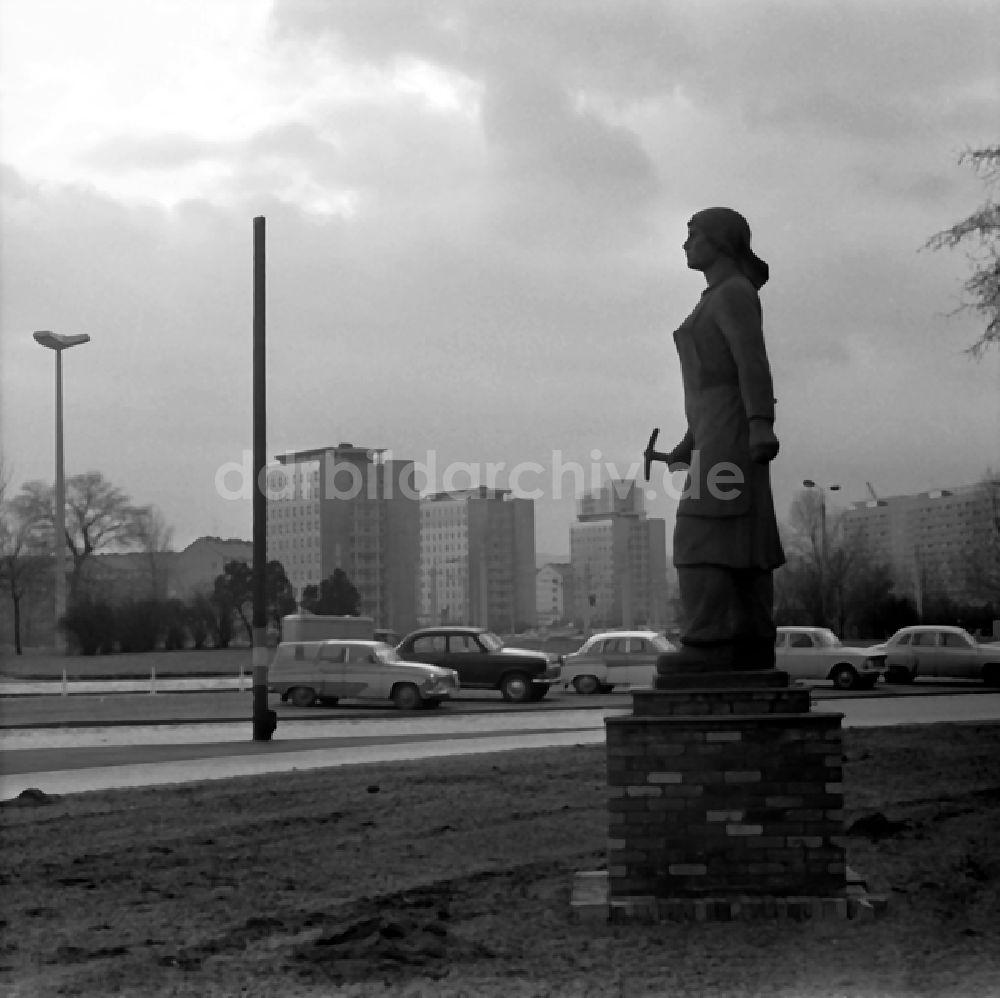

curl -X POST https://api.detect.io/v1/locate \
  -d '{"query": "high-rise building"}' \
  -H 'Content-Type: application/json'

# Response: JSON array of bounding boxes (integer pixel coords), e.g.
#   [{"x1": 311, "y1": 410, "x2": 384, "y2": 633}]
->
[
  {"x1": 419, "y1": 488, "x2": 536, "y2": 632},
  {"x1": 840, "y1": 481, "x2": 998, "y2": 610},
  {"x1": 570, "y1": 480, "x2": 669, "y2": 628},
  {"x1": 536, "y1": 562, "x2": 574, "y2": 627},
  {"x1": 266, "y1": 443, "x2": 420, "y2": 632}
]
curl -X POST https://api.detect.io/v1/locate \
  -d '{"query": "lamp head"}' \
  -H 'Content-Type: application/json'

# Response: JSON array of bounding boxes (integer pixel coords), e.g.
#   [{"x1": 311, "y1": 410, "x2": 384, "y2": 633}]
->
[{"x1": 33, "y1": 331, "x2": 91, "y2": 351}]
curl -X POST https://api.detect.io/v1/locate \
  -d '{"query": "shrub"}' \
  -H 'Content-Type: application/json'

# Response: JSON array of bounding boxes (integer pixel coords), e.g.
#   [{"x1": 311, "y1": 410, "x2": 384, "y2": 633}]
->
[
  {"x1": 115, "y1": 599, "x2": 162, "y2": 653},
  {"x1": 63, "y1": 595, "x2": 116, "y2": 655}
]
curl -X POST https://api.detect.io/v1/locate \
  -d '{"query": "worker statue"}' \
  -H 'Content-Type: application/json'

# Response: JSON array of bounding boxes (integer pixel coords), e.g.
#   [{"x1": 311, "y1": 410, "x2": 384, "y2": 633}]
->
[{"x1": 645, "y1": 207, "x2": 785, "y2": 675}]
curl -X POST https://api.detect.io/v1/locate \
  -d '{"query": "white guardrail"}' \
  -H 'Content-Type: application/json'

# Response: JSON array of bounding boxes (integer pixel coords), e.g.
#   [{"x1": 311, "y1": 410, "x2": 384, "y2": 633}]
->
[{"x1": 0, "y1": 668, "x2": 249, "y2": 696}]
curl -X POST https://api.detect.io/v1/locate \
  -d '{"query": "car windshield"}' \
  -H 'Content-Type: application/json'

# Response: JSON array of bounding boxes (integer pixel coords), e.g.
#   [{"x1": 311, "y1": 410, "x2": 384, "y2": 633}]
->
[
  {"x1": 813, "y1": 629, "x2": 841, "y2": 648},
  {"x1": 479, "y1": 632, "x2": 504, "y2": 652}
]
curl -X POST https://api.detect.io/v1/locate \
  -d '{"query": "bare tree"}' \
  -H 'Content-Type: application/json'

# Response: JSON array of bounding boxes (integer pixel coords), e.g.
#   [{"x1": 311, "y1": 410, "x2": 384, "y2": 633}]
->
[
  {"x1": 924, "y1": 144, "x2": 1000, "y2": 357},
  {"x1": 133, "y1": 506, "x2": 175, "y2": 598},
  {"x1": 18, "y1": 471, "x2": 151, "y2": 601},
  {"x1": 0, "y1": 461, "x2": 50, "y2": 654},
  {"x1": 778, "y1": 490, "x2": 894, "y2": 635}
]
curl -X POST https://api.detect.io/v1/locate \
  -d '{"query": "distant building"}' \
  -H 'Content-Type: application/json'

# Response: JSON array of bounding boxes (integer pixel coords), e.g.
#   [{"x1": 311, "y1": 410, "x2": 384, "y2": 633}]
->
[
  {"x1": 166, "y1": 537, "x2": 254, "y2": 599},
  {"x1": 419, "y1": 487, "x2": 537, "y2": 632},
  {"x1": 841, "y1": 481, "x2": 998, "y2": 610},
  {"x1": 266, "y1": 443, "x2": 420, "y2": 633},
  {"x1": 85, "y1": 536, "x2": 253, "y2": 601},
  {"x1": 536, "y1": 562, "x2": 574, "y2": 627},
  {"x1": 569, "y1": 480, "x2": 669, "y2": 629}
]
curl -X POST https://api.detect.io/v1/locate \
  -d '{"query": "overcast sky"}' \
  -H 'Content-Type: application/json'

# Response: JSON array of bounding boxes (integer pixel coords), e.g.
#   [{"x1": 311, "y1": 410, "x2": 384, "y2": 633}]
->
[{"x1": 2, "y1": 0, "x2": 998, "y2": 556}]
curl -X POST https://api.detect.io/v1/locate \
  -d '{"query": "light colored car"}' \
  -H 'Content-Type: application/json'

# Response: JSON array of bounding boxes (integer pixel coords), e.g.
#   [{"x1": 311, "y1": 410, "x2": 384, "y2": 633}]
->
[
  {"x1": 775, "y1": 627, "x2": 886, "y2": 691},
  {"x1": 269, "y1": 639, "x2": 459, "y2": 710},
  {"x1": 881, "y1": 625, "x2": 1000, "y2": 685},
  {"x1": 560, "y1": 630, "x2": 676, "y2": 694}
]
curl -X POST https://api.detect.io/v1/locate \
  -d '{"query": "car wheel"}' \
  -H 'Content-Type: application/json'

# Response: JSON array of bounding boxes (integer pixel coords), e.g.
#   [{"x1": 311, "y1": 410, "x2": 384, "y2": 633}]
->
[
  {"x1": 527, "y1": 685, "x2": 548, "y2": 702},
  {"x1": 500, "y1": 671, "x2": 532, "y2": 702},
  {"x1": 392, "y1": 683, "x2": 422, "y2": 710},
  {"x1": 289, "y1": 686, "x2": 317, "y2": 708},
  {"x1": 573, "y1": 674, "x2": 601, "y2": 695},
  {"x1": 317, "y1": 696, "x2": 340, "y2": 707},
  {"x1": 830, "y1": 665, "x2": 859, "y2": 691},
  {"x1": 983, "y1": 664, "x2": 1000, "y2": 687}
]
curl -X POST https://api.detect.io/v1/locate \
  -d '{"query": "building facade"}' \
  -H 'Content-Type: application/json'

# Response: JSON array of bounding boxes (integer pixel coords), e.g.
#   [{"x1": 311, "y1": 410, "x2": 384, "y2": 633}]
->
[
  {"x1": 266, "y1": 443, "x2": 420, "y2": 633},
  {"x1": 419, "y1": 487, "x2": 537, "y2": 632},
  {"x1": 536, "y1": 562, "x2": 574, "y2": 627},
  {"x1": 841, "y1": 481, "x2": 999, "y2": 611},
  {"x1": 569, "y1": 480, "x2": 669, "y2": 629}
]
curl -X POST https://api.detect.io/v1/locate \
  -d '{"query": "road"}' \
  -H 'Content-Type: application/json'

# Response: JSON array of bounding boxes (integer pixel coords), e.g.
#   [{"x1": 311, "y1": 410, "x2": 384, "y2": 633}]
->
[
  {"x1": 0, "y1": 677, "x2": 988, "y2": 728},
  {"x1": 3, "y1": 682, "x2": 1000, "y2": 803}
]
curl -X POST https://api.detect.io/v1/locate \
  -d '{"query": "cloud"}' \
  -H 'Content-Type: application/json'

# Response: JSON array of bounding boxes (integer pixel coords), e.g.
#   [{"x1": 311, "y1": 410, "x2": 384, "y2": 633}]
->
[
  {"x1": 2, "y1": 0, "x2": 997, "y2": 556},
  {"x1": 85, "y1": 133, "x2": 228, "y2": 170}
]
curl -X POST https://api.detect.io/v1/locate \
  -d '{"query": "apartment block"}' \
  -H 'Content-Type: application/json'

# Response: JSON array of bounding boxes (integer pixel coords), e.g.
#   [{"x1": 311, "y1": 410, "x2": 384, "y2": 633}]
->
[
  {"x1": 536, "y1": 562, "x2": 574, "y2": 627},
  {"x1": 841, "y1": 481, "x2": 998, "y2": 609},
  {"x1": 266, "y1": 443, "x2": 420, "y2": 633},
  {"x1": 419, "y1": 488, "x2": 537, "y2": 632},
  {"x1": 569, "y1": 480, "x2": 669, "y2": 629}
]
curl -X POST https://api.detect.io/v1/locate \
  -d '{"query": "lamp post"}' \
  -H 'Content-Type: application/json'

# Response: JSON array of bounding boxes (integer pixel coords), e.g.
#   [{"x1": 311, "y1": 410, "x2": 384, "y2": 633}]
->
[
  {"x1": 802, "y1": 479, "x2": 841, "y2": 626},
  {"x1": 33, "y1": 331, "x2": 91, "y2": 651}
]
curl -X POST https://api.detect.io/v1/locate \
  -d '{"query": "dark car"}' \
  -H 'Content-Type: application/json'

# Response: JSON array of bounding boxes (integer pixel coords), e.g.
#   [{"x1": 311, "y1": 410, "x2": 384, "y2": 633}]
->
[{"x1": 396, "y1": 626, "x2": 561, "y2": 702}]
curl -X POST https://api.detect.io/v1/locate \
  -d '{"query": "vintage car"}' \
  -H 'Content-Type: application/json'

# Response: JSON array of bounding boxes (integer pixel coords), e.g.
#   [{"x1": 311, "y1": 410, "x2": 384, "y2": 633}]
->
[
  {"x1": 268, "y1": 639, "x2": 459, "y2": 710},
  {"x1": 775, "y1": 627, "x2": 887, "y2": 690},
  {"x1": 560, "y1": 630, "x2": 676, "y2": 693},
  {"x1": 881, "y1": 625, "x2": 1000, "y2": 685},
  {"x1": 396, "y1": 626, "x2": 560, "y2": 702}
]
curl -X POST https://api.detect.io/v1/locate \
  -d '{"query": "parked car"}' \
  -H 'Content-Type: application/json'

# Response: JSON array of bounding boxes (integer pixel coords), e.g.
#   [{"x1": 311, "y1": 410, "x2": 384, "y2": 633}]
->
[
  {"x1": 560, "y1": 630, "x2": 676, "y2": 694},
  {"x1": 395, "y1": 626, "x2": 560, "y2": 702},
  {"x1": 269, "y1": 639, "x2": 459, "y2": 710},
  {"x1": 881, "y1": 625, "x2": 1000, "y2": 685},
  {"x1": 775, "y1": 627, "x2": 886, "y2": 690}
]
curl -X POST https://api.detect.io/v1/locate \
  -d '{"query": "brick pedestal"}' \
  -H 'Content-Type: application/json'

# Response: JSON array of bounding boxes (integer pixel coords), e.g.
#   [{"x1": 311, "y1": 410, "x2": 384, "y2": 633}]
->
[{"x1": 604, "y1": 671, "x2": 846, "y2": 909}]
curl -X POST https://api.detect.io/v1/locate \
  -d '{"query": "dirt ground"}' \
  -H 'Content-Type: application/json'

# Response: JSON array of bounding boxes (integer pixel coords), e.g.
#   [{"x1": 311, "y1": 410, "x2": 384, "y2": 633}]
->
[{"x1": 1, "y1": 723, "x2": 998, "y2": 997}]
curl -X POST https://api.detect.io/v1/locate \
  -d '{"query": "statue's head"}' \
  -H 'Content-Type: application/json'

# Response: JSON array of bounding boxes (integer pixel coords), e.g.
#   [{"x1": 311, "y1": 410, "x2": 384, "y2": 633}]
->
[{"x1": 688, "y1": 207, "x2": 769, "y2": 289}]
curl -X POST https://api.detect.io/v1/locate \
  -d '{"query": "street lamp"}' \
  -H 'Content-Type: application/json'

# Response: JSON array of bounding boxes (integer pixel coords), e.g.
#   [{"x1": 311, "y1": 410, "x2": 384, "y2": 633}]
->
[
  {"x1": 34, "y1": 330, "x2": 91, "y2": 650},
  {"x1": 802, "y1": 479, "x2": 841, "y2": 625}
]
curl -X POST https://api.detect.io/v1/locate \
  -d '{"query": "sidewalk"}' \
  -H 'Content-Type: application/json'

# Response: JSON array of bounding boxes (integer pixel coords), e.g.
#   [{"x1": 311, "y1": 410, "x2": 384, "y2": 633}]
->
[
  {"x1": 1, "y1": 711, "x2": 614, "y2": 801},
  {"x1": 4, "y1": 695, "x2": 1000, "y2": 803}
]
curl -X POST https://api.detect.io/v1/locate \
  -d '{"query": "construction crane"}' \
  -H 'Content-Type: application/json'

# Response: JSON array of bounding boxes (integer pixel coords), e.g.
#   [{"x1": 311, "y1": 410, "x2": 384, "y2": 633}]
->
[{"x1": 866, "y1": 481, "x2": 880, "y2": 503}]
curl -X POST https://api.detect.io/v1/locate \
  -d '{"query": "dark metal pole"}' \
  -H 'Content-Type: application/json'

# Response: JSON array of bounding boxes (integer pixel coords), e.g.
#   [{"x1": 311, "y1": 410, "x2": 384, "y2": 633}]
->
[
  {"x1": 53, "y1": 349, "x2": 66, "y2": 652},
  {"x1": 252, "y1": 216, "x2": 276, "y2": 740}
]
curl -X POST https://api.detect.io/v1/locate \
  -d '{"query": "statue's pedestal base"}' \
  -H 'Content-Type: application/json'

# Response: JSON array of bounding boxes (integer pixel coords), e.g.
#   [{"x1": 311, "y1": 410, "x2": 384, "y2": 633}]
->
[
  {"x1": 575, "y1": 670, "x2": 884, "y2": 923},
  {"x1": 570, "y1": 868, "x2": 888, "y2": 924}
]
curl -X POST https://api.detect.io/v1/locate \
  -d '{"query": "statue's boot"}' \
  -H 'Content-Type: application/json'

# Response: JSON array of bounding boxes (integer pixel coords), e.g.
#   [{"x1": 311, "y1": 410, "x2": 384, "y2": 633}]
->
[
  {"x1": 733, "y1": 636, "x2": 777, "y2": 671},
  {"x1": 655, "y1": 642, "x2": 734, "y2": 677}
]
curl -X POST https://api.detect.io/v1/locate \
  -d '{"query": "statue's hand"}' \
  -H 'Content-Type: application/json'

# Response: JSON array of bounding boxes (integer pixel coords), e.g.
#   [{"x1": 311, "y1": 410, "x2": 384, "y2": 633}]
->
[
  {"x1": 749, "y1": 419, "x2": 779, "y2": 464},
  {"x1": 663, "y1": 450, "x2": 689, "y2": 472}
]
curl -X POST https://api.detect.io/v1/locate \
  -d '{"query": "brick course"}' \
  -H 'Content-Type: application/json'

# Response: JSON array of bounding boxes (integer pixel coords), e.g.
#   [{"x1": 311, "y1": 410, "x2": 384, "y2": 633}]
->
[{"x1": 605, "y1": 673, "x2": 846, "y2": 900}]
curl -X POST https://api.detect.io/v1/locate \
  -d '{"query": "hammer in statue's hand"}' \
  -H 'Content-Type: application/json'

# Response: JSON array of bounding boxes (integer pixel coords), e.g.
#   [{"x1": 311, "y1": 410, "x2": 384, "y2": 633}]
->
[{"x1": 643, "y1": 428, "x2": 669, "y2": 481}]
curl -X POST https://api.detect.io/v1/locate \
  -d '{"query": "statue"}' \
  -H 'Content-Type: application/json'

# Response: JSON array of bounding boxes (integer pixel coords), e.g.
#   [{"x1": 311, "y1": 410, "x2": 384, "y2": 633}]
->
[{"x1": 645, "y1": 207, "x2": 785, "y2": 674}]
